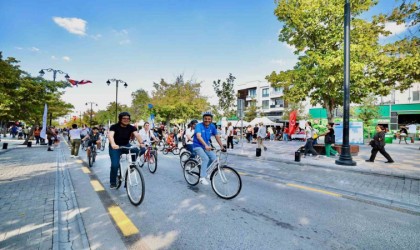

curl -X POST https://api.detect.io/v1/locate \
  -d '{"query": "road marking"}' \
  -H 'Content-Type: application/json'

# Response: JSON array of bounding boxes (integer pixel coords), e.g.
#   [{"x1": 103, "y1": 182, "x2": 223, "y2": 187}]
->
[
  {"x1": 82, "y1": 167, "x2": 91, "y2": 174},
  {"x1": 90, "y1": 180, "x2": 105, "y2": 192},
  {"x1": 108, "y1": 205, "x2": 140, "y2": 236},
  {"x1": 287, "y1": 183, "x2": 342, "y2": 197}
]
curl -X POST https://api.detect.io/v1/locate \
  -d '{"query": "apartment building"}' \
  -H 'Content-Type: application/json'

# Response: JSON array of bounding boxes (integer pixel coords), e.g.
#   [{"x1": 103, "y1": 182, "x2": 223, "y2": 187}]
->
[{"x1": 236, "y1": 81, "x2": 285, "y2": 122}]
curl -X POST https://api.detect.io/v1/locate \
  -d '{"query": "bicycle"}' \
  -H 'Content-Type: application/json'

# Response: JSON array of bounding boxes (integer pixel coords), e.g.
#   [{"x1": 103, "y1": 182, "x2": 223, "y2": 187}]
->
[
  {"x1": 100, "y1": 135, "x2": 107, "y2": 151},
  {"x1": 87, "y1": 142, "x2": 97, "y2": 168},
  {"x1": 117, "y1": 146, "x2": 146, "y2": 206},
  {"x1": 162, "y1": 144, "x2": 180, "y2": 155},
  {"x1": 81, "y1": 139, "x2": 88, "y2": 151},
  {"x1": 137, "y1": 143, "x2": 158, "y2": 173},
  {"x1": 183, "y1": 149, "x2": 242, "y2": 199}
]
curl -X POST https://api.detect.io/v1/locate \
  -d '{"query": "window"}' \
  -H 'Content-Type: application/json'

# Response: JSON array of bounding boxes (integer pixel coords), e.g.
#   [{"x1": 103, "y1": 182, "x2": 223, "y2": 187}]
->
[
  {"x1": 273, "y1": 87, "x2": 282, "y2": 92},
  {"x1": 248, "y1": 89, "x2": 256, "y2": 98},
  {"x1": 262, "y1": 88, "x2": 269, "y2": 97},
  {"x1": 262, "y1": 100, "x2": 269, "y2": 109},
  {"x1": 413, "y1": 91, "x2": 420, "y2": 101}
]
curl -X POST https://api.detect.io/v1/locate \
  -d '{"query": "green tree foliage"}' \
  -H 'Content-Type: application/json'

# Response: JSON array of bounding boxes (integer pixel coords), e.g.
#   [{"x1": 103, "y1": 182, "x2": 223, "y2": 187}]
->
[
  {"x1": 212, "y1": 73, "x2": 236, "y2": 117},
  {"x1": 244, "y1": 100, "x2": 258, "y2": 122},
  {"x1": 356, "y1": 95, "x2": 380, "y2": 139},
  {"x1": 151, "y1": 75, "x2": 209, "y2": 125},
  {"x1": 282, "y1": 102, "x2": 309, "y2": 121},
  {"x1": 0, "y1": 52, "x2": 73, "y2": 126},
  {"x1": 267, "y1": 0, "x2": 419, "y2": 123},
  {"x1": 129, "y1": 89, "x2": 151, "y2": 122},
  {"x1": 95, "y1": 102, "x2": 129, "y2": 125}
]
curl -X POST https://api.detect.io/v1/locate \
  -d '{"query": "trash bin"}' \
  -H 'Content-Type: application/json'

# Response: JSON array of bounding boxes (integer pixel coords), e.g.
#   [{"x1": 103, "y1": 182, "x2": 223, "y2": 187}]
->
[
  {"x1": 295, "y1": 151, "x2": 301, "y2": 162},
  {"x1": 385, "y1": 133, "x2": 393, "y2": 144},
  {"x1": 27, "y1": 141, "x2": 32, "y2": 147},
  {"x1": 2, "y1": 143, "x2": 8, "y2": 149},
  {"x1": 256, "y1": 148, "x2": 261, "y2": 157}
]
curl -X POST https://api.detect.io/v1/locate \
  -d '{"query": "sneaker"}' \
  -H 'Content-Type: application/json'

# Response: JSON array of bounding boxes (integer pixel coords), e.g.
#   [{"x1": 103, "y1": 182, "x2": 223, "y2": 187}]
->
[
  {"x1": 70, "y1": 155, "x2": 74, "y2": 158},
  {"x1": 365, "y1": 160, "x2": 374, "y2": 162},
  {"x1": 110, "y1": 184, "x2": 117, "y2": 189},
  {"x1": 200, "y1": 178, "x2": 209, "y2": 185},
  {"x1": 385, "y1": 161, "x2": 394, "y2": 164},
  {"x1": 47, "y1": 148, "x2": 54, "y2": 151}
]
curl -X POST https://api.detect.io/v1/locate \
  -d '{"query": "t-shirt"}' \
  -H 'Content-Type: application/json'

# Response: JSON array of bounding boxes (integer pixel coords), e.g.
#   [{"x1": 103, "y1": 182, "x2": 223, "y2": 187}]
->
[
  {"x1": 185, "y1": 128, "x2": 195, "y2": 145},
  {"x1": 69, "y1": 129, "x2": 82, "y2": 140},
  {"x1": 139, "y1": 128, "x2": 153, "y2": 145},
  {"x1": 109, "y1": 123, "x2": 137, "y2": 146},
  {"x1": 227, "y1": 126, "x2": 234, "y2": 136},
  {"x1": 193, "y1": 123, "x2": 218, "y2": 149}
]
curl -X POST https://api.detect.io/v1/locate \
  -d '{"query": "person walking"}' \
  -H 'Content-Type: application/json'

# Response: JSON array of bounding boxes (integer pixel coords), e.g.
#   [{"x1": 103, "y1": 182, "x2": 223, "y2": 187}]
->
[
  {"x1": 226, "y1": 122, "x2": 234, "y2": 149},
  {"x1": 34, "y1": 126, "x2": 41, "y2": 145},
  {"x1": 69, "y1": 124, "x2": 82, "y2": 157},
  {"x1": 323, "y1": 123, "x2": 338, "y2": 157},
  {"x1": 366, "y1": 125, "x2": 394, "y2": 163},
  {"x1": 257, "y1": 122, "x2": 267, "y2": 151},
  {"x1": 246, "y1": 125, "x2": 253, "y2": 143},
  {"x1": 46, "y1": 126, "x2": 56, "y2": 151},
  {"x1": 303, "y1": 121, "x2": 319, "y2": 158}
]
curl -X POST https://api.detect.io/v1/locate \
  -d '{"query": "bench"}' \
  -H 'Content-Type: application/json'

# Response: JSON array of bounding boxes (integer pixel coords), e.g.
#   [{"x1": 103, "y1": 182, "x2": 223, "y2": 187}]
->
[{"x1": 299, "y1": 144, "x2": 359, "y2": 156}]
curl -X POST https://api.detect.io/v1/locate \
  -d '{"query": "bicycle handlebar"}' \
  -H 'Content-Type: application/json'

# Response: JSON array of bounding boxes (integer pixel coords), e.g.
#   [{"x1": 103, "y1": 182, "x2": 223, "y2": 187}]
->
[{"x1": 119, "y1": 146, "x2": 139, "y2": 150}]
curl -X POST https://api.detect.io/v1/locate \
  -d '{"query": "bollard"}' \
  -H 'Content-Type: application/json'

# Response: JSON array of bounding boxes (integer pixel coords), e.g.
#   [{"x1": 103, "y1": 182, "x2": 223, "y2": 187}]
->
[
  {"x1": 2, "y1": 143, "x2": 8, "y2": 149},
  {"x1": 27, "y1": 141, "x2": 32, "y2": 147},
  {"x1": 256, "y1": 148, "x2": 261, "y2": 157},
  {"x1": 295, "y1": 151, "x2": 301, "y2": 162}
]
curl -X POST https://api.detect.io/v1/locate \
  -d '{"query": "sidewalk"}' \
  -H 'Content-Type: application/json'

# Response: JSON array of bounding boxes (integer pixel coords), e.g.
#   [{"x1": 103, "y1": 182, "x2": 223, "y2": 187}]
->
[{"x1": 228, "y1": 139, "x2": 420, "y2": 180}]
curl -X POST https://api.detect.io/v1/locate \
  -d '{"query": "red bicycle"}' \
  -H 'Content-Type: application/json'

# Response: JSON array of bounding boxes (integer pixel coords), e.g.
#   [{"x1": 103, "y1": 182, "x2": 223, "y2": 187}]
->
[
  {"x1": 162, "y1": 144, "x2": 180, "y2": 155},
  {"x1": 137, "y1": 145, "x2": 158, "y2": 173}
]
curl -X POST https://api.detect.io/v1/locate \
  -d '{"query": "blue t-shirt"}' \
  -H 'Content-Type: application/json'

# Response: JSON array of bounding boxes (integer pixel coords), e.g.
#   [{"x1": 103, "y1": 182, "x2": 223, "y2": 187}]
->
[{"x1": 193, "y1": 123, "x2": 217, "y2": 149}]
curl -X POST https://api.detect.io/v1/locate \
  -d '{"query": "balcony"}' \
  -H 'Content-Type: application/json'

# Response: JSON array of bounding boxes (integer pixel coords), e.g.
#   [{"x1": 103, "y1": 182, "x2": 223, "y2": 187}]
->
[
  {"x1": 269, "y1": 104, "x2": 284, "y2": 110},
  {"x1": 270, "y1": 91, "x2": 283, "y2": 97},
  {"x1": 246, "y1": 95, "x2": 256, "y2": 101}
]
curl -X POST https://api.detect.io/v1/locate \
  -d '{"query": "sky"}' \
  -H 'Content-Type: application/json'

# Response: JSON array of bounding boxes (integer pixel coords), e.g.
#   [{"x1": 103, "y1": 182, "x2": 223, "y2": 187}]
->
[{"x1": 0, "y1": 0, "x2": 413, "y2": 118}]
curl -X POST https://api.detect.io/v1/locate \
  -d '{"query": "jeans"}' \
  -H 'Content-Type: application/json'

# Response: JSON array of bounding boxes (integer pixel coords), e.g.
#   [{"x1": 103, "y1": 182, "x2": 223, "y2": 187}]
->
[
  {"x1": 283, "y1": 133, "x2": 288, "y2": 141},
  {"x1": 304, "y1": 138, "x2": 318, "y2": 156},
  {"x1": 227, "y1": 136, "x2": 234, "y2": 149},
  {"x1": 109, "y1": 144, "x2": 143, "y2": 185},
  {"x1": 193, "y1": 147, "x2": 216, "y2": 178},
  {"x1": 35, "y1": 136, "x2": 40, "y2": 144},
  {"x1": 186, "y1": 144, "x2": 196, "y2": 158}
]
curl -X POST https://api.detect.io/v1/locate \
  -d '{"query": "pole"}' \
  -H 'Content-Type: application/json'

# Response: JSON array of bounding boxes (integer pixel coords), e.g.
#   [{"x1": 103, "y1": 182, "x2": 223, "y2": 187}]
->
[
  {"x1": 79, "y1": 111, "x2": 82, "y2": 127},
  {"x1": 336, "y1": 0, "x2": 356, "y2": 166},
  {"x1": 115, "y1": 81, "x2": 119, "y2": 123},
  {"x1": 90, "y1": 103, "x2": 93, "y2": 127}
]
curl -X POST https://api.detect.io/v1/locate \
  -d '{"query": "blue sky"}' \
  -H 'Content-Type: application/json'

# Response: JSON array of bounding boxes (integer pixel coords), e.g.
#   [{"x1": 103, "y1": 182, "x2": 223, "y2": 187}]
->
[{"x1": 0, "y1": 0, "x2": 411, "y2": 116}]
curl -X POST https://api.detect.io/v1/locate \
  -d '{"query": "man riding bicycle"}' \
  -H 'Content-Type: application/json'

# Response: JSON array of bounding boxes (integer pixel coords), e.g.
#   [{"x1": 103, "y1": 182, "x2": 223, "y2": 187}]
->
[
  {"x1": 139, "y1": 122, "x2": 159, "y2": 146},
  {"x1": 108, "y1": 112, "x2": 145, "y2": 189},
  {"x1": 193, "y1": 112, "x2": 226, "y2": 185},
  {"x1": 82, "y1": 127, "x2": 101, "y2": 157}
]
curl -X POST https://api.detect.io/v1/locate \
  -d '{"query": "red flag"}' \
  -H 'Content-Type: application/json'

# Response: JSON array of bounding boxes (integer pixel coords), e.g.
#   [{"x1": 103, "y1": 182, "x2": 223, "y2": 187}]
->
[
  {"x1": 289, "y1": 110, "x2": 297, "y2": 135},
  {"x1": 67, "y1": 79, "x2": 92, "y2": 87}
]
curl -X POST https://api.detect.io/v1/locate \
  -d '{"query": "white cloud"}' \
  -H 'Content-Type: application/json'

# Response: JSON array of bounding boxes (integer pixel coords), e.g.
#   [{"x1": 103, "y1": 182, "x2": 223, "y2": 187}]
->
[
  {"x1": 62, "y1": 56, "x2": 71, "y2": 61},
  {"x1": 113, "y1": 29, "x2": 128, "y2": 36},
  {"x1": 53, "y1": 17, "x2": 87, "y2": 36},
  {"x1": 30, "y1": 47, "x2": 40, "y2": 52},
  {"x1": 90, "y1": 34, "x2": 102, "y2": 40},
  {"x1": 283, "y1": 43, "x2": 296, "y2": 52},
  {"x1": 15, "y1": 47, "x2": 23, "y2": 50},
  {"x1": 51, "y1": 55, "x2": 57, "y2": 60},
  {"x1": 382, "y1": 22, "x2": 408, "y2": 37},
  {"x1": 119, "y1": 39, "x2": 131, "y2": 45}
]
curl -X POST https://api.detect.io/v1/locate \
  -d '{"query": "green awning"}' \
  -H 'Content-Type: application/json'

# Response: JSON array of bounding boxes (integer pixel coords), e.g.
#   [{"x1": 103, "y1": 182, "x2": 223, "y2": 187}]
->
[{"x1": 396, "y1": 111, "x2": 420, "y2": 115}]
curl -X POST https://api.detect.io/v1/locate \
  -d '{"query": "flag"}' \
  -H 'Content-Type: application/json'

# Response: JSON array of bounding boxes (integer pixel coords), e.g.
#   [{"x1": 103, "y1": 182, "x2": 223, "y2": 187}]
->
[
  {"x1": 67, "y1": 79, "x2": 92, "y2": 87},
  {"x1": 40, "y1": 103, "x2": 48, "y2": 139},
  {"x1": 288, "y1": 110, "x2": 297, "y2": 136}
]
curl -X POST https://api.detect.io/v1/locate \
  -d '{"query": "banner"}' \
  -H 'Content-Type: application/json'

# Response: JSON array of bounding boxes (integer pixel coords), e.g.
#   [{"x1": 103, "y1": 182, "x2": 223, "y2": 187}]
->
[
  {"x1": 288, "y1": 110, "x2": 297, "y2": 135},
  {"x1": 334, "y1": 122, "x2": 364, "y2": 145},
  {"x1": 40, "y1": 103, "x2": 48, "y2": 139}
]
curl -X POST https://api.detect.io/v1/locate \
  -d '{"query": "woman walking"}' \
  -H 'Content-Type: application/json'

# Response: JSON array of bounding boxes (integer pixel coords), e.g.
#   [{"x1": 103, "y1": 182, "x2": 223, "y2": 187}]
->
[
  {"x1": 303, "y1": 121, "x2": 319, "y2": 158},
  {"x1": 366, "y1": 125, "x2": 394, "y2": 163},
  {"x1": 323, "y1": 123, "x2": 338, "y2": 157}
]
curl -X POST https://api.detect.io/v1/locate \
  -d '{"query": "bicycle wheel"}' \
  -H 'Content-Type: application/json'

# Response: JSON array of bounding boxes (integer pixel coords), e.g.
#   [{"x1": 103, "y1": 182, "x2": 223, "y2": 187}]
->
[
  {"x1": 179, "y1": 147, "x2": 188, "y2": 155},
  {"x1": 179, "y1": 151, "x2": 191, "y2": 168},
  {"x1": 116, "y1": 166, "x2": 123, "y2": 189},
  {"x1": 92, "y1": 147, "x2": 96, "y2": 163},
  {"x1": 137, "y1": 154, "x2": 145, "y2": 168},
  {"x1": 125, "y1": 165, "x2": 145, "y2": 206},
  {"x1": 147, "y1": 153, "x2": 157, "y2": 173},
  {"x1": 101, "y1": 140, "x2": 106, "y2": 151},
  {"x1": 172, "y1": 147, "x2": 180, "y2": 155},
  {"x1": 157, "y1": 141, "x2": 164, "y2": 151},
  {"x1": 183, "y1": 159, "x2": 200, "y2": 186},
  {"x1": 211, "y1": 165, "x2": 242, "y2": 199},
  {"x1": 162, "y1": 148, "x2": 168, "y2": 155},
  {"x1": 88, "y1": 150, "x2": 93, "y2": 168}
]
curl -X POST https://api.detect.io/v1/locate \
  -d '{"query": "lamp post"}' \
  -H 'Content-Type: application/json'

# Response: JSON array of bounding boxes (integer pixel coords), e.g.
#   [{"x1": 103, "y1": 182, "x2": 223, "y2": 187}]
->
[
  {"x1": 106, "y1": 79, "x2": 128, "y2": 123},
  {"x1": 39, "y1": 68, "x2": 70, "y2": 126},
  {"x1": 85, "y1": 102, "x2": 98, "y2": 127},
  {"x1": 336, "y1": 0, "x2": 356, "y2": 166}
]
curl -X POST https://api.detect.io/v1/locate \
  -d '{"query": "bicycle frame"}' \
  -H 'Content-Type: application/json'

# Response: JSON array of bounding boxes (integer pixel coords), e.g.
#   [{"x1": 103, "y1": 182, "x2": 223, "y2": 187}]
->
[{"x1": 119, "y1": 146, "x2": 139, "y2": 183}]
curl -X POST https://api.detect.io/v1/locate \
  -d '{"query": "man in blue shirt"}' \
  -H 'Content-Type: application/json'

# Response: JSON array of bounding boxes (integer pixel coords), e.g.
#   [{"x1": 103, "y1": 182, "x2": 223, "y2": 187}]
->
[{"x1": 193, "y1": 112, "x2": 225, "y2": 185}]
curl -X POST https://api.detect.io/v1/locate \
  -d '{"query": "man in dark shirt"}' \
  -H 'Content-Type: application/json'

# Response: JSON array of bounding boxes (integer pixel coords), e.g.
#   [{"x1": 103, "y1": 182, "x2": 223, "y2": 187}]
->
[{"x1": 108, "y1": 112, "x2": 145, "y2": 189}]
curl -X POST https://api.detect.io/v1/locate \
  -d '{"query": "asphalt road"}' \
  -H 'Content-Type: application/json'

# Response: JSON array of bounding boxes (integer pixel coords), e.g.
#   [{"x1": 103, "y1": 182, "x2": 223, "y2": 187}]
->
[{"x1": 72, "y1": 147, "x2": 420, "y2": 250}]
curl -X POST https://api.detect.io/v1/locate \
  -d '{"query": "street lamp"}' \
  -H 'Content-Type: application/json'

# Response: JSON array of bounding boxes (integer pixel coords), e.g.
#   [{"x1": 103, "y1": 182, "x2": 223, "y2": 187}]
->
[
  {"x1": 39, "y1": 68, "x2": 71, "y2": 126},
  {"x1": 106, "y1": 79, "x2": 128, "y2": 123},
  {"x1": 336, "y1": 0, "x2": 356, "y2": 166},
  {"x1": 85, "y1": 102, "x2": 98, "y2": 127}
]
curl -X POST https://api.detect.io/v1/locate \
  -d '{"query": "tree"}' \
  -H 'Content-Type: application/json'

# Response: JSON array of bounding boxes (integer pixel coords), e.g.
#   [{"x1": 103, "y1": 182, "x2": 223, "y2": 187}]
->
[
  {"x1": 282, "y1": 102, "x2": 309, "y2": 121},
  {"x1": 151, "y1": 75, "x2": 209, "y2": 125},
  {"x1": 212, "y1": 73, "x2": 236, "y2": 117},
  {"x1": 244, "y1": 100, "x2": 258, "y2": 122},
  {"x1": 356, "y1": 95, "x2": 380, "y2": 139},
  {"x1": 267, "y1": 0, "x2": 419, "y2": 123},
  {"x1": 129, "y1": 89, "x2": 151, "y2": 122}
]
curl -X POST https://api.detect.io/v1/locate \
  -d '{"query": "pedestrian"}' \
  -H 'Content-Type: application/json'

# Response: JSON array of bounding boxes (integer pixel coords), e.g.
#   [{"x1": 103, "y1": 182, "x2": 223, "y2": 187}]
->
[
  {"x1": 366, "y1": 125, "x2": 394, "y2": 163},
  {"x1": 283, "y1": 127, "x2": 289, "y2": 141},
  {"x1": 34, "y1": 126, "x2": 41, "y2": 144},
  {"x1": 46, "y1": 126, "x2": 56, "y2": 151},
  {"x1": 69, "y1": 124, "x2": 82, "y2": 157},
  {"x1": 246, "y1": 125, "x2": 253, "y2": 143},
  {"x1": 257, "y1": 122, "x2": 267, "y2": 151},
  {"x1": 323, "y1": 123, "x2": 338, "y2": 157},
  {"x1": 267, "y1": 126, "x2": 274, "y2": 141},
  {"x1": 227, "y1": 122, "x2": 234, "y2": 149},
  {"x1": 303, "y1": 121, "x2": 319, "y2": 158},
  {"x1": 253, "y1": 124, "x2": 259, "y2": 143},
  {"x1": 398, "y1": 126, "x2": 408, "y2": 144}
]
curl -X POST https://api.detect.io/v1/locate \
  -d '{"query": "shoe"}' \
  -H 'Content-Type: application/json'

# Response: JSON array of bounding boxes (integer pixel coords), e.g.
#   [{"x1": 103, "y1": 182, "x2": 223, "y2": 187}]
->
[
  {"x1": 70, "y1": 155, "x2": 74, "y2": 158},
  {"x1": 365, "y1": 160, "x2": 374, "y2": 162},
  {"x1": 110, "y1": 184, "x2": 117, "y2": 189},
  {"x1": 199, "y1": 178, "x2": 209, "y2": 185},
  {"x1": 314, "y1": 155, "x2": 320, "y2": 160},
  {"x1": 264, "y1": 147, "x2": 267, "y2": 151},
  {"x1": 47, "y1": 148, "x2": 54, "y2": 151},
  {"x1": 385, "y1": 161, "x2": 394, "y2": 164}
]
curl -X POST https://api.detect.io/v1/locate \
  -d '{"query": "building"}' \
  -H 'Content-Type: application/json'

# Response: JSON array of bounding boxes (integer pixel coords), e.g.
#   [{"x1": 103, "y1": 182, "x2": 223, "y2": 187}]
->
[{"x1": 236, "y1": 80, "x2": 285, "y2": 122}]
